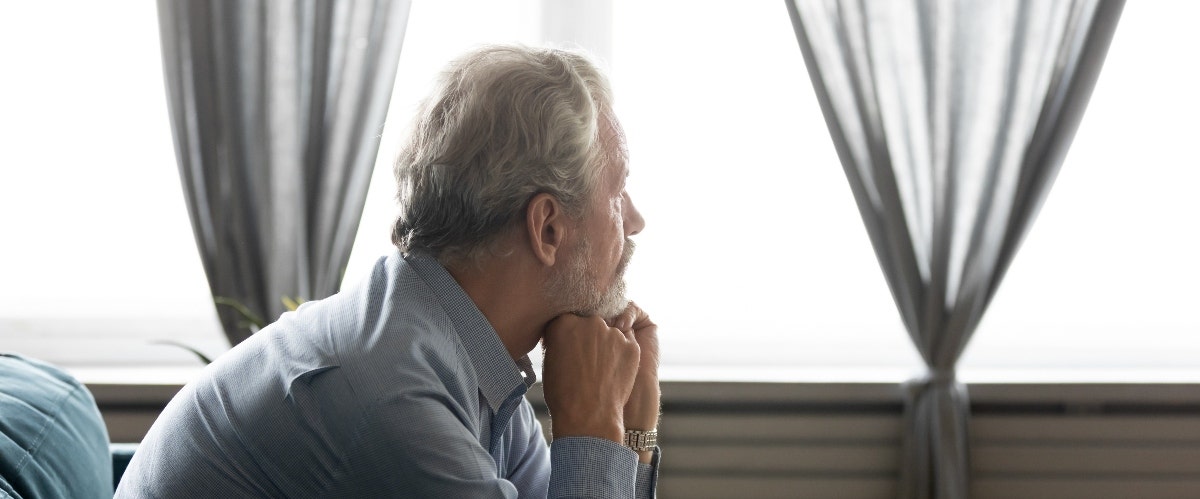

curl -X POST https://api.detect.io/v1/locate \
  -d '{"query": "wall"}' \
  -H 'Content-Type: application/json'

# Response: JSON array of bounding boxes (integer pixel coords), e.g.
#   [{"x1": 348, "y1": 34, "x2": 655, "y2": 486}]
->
[{"x1": 91, "y1": 381, "x2": 1200, "y2": 498}]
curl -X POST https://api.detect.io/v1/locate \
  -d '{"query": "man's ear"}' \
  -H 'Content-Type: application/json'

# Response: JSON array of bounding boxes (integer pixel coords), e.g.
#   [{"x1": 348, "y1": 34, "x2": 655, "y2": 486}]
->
[{"x1": 525, "y1": 193, "x2": 567, "y2": 267}]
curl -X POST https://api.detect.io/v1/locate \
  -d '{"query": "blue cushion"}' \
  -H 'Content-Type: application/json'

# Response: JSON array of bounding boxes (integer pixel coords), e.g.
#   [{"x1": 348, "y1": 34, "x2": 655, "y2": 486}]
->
[{"x1": 0, "y1": 353, "x2": 112, "y2": 499}]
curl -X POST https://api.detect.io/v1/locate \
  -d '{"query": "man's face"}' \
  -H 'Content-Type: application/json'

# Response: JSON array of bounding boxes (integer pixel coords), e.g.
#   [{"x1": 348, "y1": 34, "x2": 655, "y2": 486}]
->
[{"x1": 548, "y1": 113, "x2": 645, "y2": 319}]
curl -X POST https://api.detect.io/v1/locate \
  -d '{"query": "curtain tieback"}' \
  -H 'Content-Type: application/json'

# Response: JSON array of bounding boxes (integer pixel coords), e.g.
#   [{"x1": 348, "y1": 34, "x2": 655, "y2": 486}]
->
[{"x1": 903, "y1": 368, "x2": 960, "y2": 399}]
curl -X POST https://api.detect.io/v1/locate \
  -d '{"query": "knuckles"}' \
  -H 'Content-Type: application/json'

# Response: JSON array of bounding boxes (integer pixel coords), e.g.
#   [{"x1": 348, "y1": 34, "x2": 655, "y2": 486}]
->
[{"x1": 544, "y1": 313, "x2": 641, "y2": 366}]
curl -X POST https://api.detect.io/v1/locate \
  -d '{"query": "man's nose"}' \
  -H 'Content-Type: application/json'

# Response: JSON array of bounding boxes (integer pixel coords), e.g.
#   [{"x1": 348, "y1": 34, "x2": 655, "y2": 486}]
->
[{"x1": 625, "y1": 192, "x2": 645, "y2": 236}]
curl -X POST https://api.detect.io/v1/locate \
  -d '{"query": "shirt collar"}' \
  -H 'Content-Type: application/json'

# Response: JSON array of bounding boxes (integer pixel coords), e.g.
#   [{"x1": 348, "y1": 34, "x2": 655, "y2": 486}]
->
[{"x1": 404, "y1": 251, "x2": 537, "y2": 413}]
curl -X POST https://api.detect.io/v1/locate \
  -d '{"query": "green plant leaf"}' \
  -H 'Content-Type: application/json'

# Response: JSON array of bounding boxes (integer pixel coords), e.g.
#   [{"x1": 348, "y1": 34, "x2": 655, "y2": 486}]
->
[
  {"x1": 151, "y1": 340, "x2": 214, "y2": 365},
  {"x1": 281, "y1": 295, "x2": 306, "y2": 311},
  {"x1": 214, "y1": 296, "x2": 267, "y2": 330}
]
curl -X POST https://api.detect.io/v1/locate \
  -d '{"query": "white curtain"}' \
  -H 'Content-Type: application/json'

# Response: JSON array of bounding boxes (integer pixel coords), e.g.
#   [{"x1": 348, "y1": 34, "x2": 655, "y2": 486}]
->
[
  {"x1": 785, "y1": 0, "x2": 1125, "y2": 496},
  {"x1": 157, "y1": 0, "x2": 411, "y2": 345}
]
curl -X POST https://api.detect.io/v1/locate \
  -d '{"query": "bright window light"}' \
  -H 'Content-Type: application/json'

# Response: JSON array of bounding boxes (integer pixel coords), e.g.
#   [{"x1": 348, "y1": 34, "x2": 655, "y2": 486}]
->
[
  {"x1": 960, "y1": 1, "x2": 1200, "y2": 378},
  {"x1": 1, "y1": 1, "x2": 1196, "y2": 381},
  {"x1": 0, "y1": 2, "x2": 222, "y2": 366}
]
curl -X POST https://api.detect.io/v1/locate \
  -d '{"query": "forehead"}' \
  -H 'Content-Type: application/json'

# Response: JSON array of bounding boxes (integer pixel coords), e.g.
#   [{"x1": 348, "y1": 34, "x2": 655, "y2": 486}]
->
[{"x1": 598, "y1": 111, "x2": 629, "y2": 180}]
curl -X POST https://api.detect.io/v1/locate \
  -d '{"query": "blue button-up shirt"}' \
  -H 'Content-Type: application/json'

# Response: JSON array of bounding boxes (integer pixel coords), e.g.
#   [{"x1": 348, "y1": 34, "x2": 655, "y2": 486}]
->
[{"x1": 116, "y1": 251, "x2": 658, "y2": 498}]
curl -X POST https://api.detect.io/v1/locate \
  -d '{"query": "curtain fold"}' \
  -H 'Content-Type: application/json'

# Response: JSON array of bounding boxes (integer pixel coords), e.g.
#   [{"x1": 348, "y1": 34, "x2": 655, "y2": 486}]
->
[
  {"x1": 785, "y1": 0, "x2": 1124, "y2": 496},
  {"x1": 157, "y1": 0, "x2": 411, "y2": 345}
]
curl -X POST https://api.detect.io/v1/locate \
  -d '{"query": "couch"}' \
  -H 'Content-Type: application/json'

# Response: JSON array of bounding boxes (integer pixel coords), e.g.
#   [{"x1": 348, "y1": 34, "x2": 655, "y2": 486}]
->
[{"x1": 0, "y1": 354, "x2": 121, "y2": 498}]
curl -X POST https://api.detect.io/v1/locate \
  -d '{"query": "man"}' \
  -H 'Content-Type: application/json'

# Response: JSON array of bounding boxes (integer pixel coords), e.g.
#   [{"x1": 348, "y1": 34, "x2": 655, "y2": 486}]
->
[{"x1": 117, "y1": 45, "x2": 660, "y2": 498}]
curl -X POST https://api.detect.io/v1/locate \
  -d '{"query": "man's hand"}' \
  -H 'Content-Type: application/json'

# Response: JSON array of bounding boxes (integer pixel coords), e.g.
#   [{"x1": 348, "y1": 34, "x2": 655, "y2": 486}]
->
[
  {"x1": 609, "y1": 302, "x2": 660, "y2": 462},
  {"x1": 541, "y1": 314, "x2": 641, "y2": 444}
]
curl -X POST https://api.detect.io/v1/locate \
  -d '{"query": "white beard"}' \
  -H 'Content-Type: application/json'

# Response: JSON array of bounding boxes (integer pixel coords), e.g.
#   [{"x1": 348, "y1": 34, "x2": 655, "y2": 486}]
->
[{"x1": 547, "y1": 237, "x2": 634, "y2": 319}]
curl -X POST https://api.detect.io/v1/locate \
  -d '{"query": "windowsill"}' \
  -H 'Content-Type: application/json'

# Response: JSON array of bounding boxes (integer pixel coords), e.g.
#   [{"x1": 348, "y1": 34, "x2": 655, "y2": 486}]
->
[{"x1": 70, "y1": 366, "x2": 207, "y2": 386}]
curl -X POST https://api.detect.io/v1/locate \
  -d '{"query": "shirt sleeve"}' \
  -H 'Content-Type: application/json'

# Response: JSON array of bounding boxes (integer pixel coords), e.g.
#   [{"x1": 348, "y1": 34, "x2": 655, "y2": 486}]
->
[
  {"x1": 507, "y1": 400, "x2": 659, "y2": 499},
  {"x1": 549, "y1": 437, "x2": 641, "y2": 498},
  {"x1": 636, "y1": 447, "x2": 662, "y2": 499},
  {"x1": 333, "y1": 390, "x2": 522, "y2": 498},
  {"x1": 333, "y1": 386, "x2": 656, "y2": 499}
]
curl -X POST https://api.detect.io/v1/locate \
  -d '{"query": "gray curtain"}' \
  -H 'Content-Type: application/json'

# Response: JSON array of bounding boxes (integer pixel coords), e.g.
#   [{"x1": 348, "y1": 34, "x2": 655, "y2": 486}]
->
[
  {"x1": 157, "y1": 0, "x2": 411, "y2": 345},
  {"x1": 785, "y1": 0, "x2": 1124, "y2": 497}
]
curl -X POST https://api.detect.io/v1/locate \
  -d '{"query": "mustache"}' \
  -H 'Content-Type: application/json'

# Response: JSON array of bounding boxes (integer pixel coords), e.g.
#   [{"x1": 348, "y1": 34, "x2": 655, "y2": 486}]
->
[{"x1": 617, "y1": 238, "x2": 636, "y2": 276}]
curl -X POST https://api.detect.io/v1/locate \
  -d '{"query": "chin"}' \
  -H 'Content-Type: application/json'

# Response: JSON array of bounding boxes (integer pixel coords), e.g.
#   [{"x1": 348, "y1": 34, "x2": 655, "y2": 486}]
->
[
  {"x1": 592, "y1": 280, "x2": 628, "y2": 320},
  {"x1": 548, "y1": 239, "x2": 632, "y2": 319}
]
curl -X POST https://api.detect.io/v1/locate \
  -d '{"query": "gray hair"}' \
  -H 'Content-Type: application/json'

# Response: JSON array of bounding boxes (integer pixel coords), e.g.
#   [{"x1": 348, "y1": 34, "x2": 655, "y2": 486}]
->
[{"x1": 391, "y1": 44, "x2": 614, "y2": 266}]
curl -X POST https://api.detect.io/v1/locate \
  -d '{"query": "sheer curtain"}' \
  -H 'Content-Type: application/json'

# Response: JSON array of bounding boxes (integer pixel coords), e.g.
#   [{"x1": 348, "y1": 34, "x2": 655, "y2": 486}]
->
[
  {"x1": 785, "y1": 0, "x2": 1125, "y2": 496},
  {"x1": 157, "y1": 0, "x2": 411, "y2": 345}
]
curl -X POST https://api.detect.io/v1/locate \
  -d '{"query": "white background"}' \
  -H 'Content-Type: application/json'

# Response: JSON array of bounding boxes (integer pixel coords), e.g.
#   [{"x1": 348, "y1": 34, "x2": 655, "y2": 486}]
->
[{"x1": 1, "y1": 1, "x2": 1196, "y2": 381}]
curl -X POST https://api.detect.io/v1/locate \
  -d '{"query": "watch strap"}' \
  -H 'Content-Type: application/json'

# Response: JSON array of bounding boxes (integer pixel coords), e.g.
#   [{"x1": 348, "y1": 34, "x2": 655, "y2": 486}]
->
[{"x1": 623, "y1": 429, "x2": 657, "y2": 451}]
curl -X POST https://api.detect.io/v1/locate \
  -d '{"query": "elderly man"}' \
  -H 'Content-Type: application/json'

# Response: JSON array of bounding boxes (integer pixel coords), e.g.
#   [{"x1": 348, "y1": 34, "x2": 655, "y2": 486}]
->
[{"x1": 117, "y1": 45, "x2": 659, "y2": 498}]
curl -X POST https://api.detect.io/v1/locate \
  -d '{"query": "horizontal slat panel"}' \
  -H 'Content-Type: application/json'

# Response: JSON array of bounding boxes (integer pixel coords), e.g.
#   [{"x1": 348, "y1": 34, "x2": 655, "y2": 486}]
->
[
  {"x1": 664, "y1": 414, "x2": 901, "y2": 442},
  {"x1": 102, "y1": 408, "x2": 162, "y2": 443},
  {"x1": 973, "y1": 415, "x2": 1200, "y2": 442},
  {"x1": 660, "y1": 381, "x2": 904, "y2": 405},
  {"x1": 973, "y1": 478, "x2": 1200, "y2": 499},
  {"x1": 660, "y1": 476, "x2": 895, "y2": 499},
  {"x1": 969, "y1": 383, "x2": 1200, "y2": 405},
  {"x1": 973, "y1": 445, "x2": 1200, "y2": 474},
  {"x1": 97, "y1": 380, "x2": 1200, "y2": 499},
  {"x1": 665, "y1": 443, "x2": 897, "y2": 474},
  {"x1": 537, "y1": 413, "x2": 901, "y2": 442}
]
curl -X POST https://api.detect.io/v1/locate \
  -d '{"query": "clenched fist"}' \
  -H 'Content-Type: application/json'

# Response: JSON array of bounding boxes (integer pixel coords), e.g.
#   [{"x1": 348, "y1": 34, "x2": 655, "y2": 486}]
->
[
  {"x1": 608, "y1": 302, "x2": 660, "y2": 434},
  {"x1": 541, "y1": 313, "x2": 641, "y2": 443},
  {"x1": 609, "y1": 302, "x2": 660, "y2": 462}
]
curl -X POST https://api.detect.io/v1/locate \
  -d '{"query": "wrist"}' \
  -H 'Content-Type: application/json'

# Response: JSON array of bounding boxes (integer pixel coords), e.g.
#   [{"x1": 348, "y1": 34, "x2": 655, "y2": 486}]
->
[
  {"x1": 623, "y1": 428, "x2": 658, "y2": 464},
  {"x1": 550, "y1": 410, "x2": 624, "y2": 444},
  {"x1": 622, "y1": 428, "x2": 657, "y2": 450},
  {"x1": 624, "y1": 415, "x2": 659, "y2": 433},
  {"x1": 623, "y1": 385, "x2": 661, "y2": 430}
]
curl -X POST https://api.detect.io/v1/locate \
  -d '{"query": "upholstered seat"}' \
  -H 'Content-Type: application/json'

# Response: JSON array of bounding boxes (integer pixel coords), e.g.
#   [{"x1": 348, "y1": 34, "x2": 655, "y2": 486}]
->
[{"x1": 0, "y1": 354, "x2": 112, "y2": 499}]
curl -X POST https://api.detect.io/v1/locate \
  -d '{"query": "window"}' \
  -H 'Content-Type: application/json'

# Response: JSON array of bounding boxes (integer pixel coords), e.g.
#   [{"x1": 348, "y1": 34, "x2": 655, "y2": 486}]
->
[
  {"x1": 960, "y1": 1, "x2": 1200, "y2": 380},
  {"x1": 0, "y1": 1, "x2": 545, "y2": 369},
  {"x1": 0, "y1": 3, "x2": 221, "y2": 368},
  {"x1": 2, "y1": 1, "x2": 1196, "y2": 381},
  {"x1": 605, "y1": 1, "x2": 917, "y2": 379}
]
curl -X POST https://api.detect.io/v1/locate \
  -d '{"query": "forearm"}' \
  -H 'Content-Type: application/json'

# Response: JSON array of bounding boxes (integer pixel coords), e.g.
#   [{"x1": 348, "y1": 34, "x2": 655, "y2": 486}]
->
[
  {"x1": 616, "y1": 302, "x2": 660, "y2": 465},
  {"x1": 625, "y1": 389, "x2": 659, "y2": 464}
]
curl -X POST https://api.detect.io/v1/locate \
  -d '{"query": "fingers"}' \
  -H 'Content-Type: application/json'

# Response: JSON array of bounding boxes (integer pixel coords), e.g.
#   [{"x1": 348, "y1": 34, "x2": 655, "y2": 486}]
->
[
  {"x1": 620, "y1": 302, "x2": 662, "y2": 436},
  {"x1": 547, "y1": 314, "x2": 634, "y2": 345},
  {"x1": 608, "y1": 301, "x2": 649, "y2": 333},
  {"x1": 613, "y1": 322, "x2": 636, "y2": 344},
  {"x1": 605, "y1": 303, "x2": 634, "y2": 332},
  {"x1": 543, "y1": 315, "x2": 640, "y2": 370},
  {"x1": 628, "y1": 302, "x2": 656, "y2": 331}
]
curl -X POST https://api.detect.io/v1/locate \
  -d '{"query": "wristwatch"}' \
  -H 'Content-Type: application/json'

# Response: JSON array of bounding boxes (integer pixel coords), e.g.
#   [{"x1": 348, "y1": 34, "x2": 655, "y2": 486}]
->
[{"x1": 623, "y1": 429, "x2": 657, "y2": 452}]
